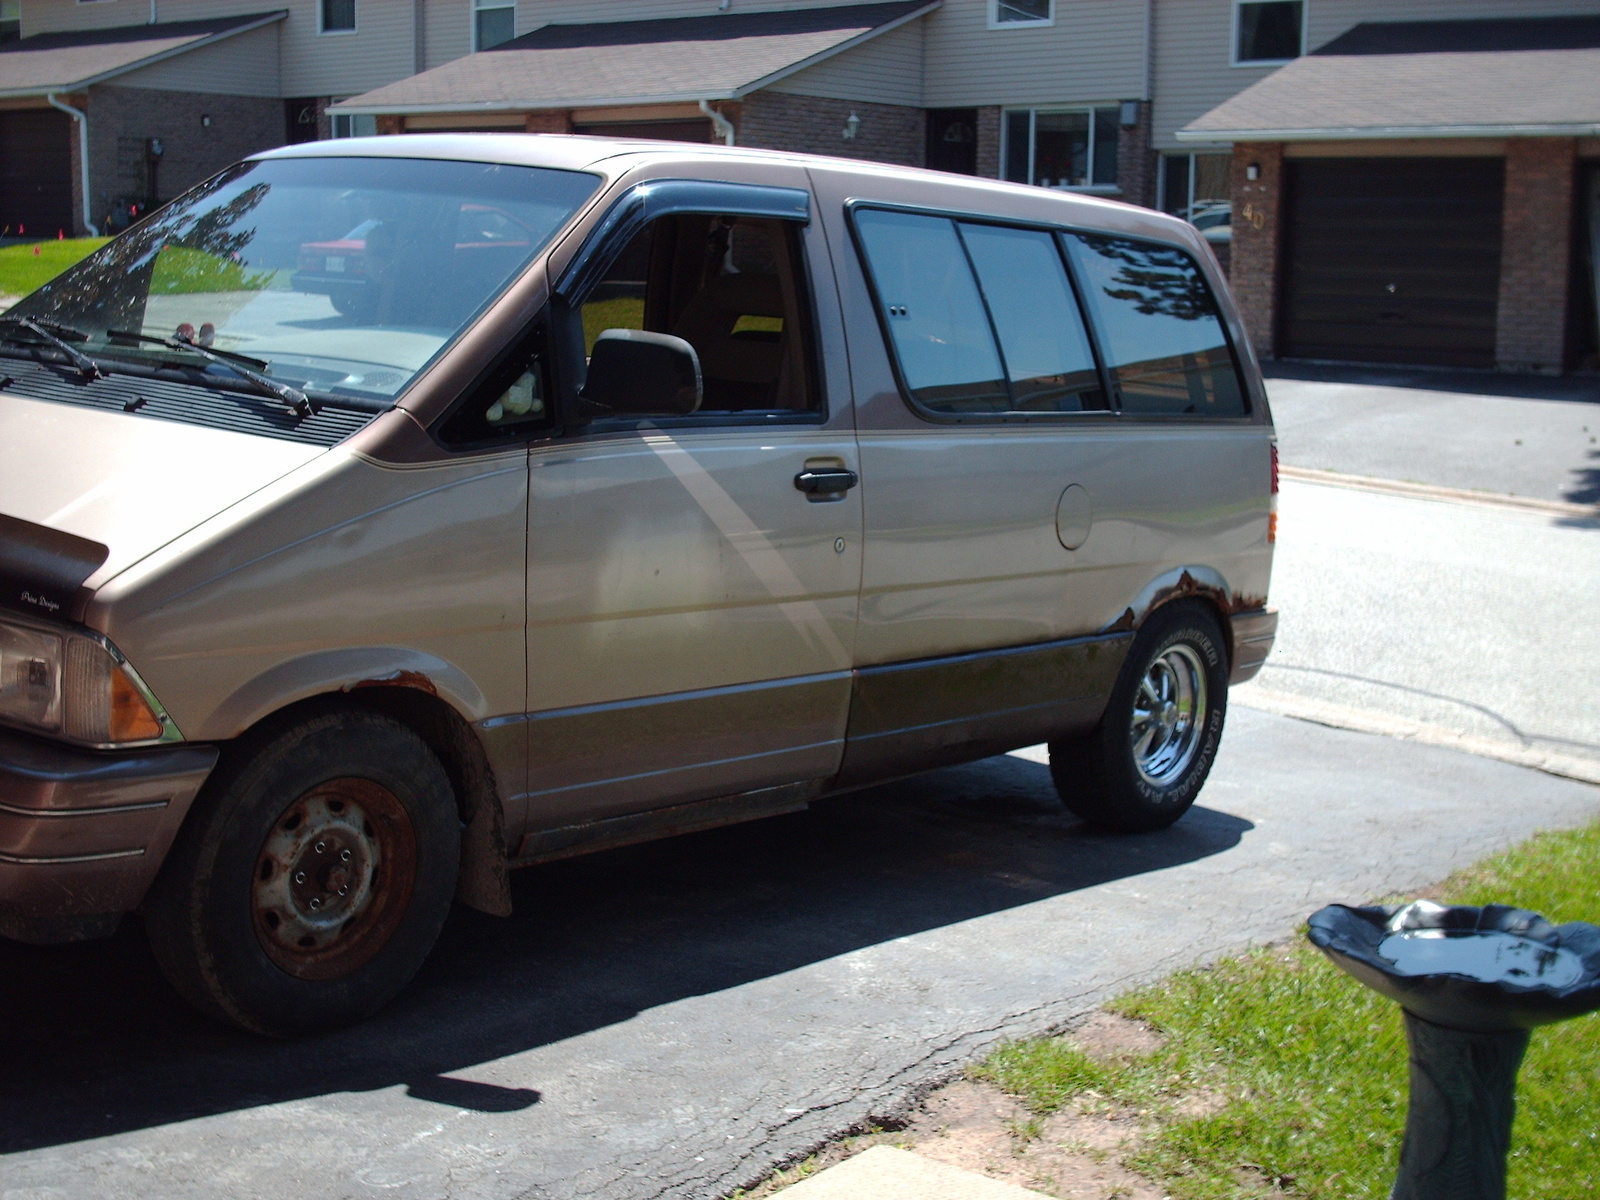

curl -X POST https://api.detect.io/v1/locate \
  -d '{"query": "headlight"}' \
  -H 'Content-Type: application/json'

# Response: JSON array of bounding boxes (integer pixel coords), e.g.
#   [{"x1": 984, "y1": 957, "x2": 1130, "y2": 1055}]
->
[{"x1": 0, "y1": 618, "x2": 176, "y2": 747}]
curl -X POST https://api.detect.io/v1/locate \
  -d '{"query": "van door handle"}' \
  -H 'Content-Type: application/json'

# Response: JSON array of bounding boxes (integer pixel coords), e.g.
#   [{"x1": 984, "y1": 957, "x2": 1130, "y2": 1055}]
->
[{"x1": 794, "y1": 468, "x2": 859, "y2": 500}]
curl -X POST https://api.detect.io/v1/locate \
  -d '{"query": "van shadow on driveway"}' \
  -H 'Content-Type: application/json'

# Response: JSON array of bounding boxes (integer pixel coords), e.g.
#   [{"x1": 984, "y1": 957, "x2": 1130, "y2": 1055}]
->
[{"x1": 0, "y1": 754, "x2": 1250, "y2": 1155}]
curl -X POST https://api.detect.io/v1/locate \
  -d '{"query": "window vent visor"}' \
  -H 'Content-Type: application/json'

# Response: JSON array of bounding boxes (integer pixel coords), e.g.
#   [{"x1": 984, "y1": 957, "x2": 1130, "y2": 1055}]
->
[{"x1": 557, "y1": 180, "x2": 810, "y2": 303}]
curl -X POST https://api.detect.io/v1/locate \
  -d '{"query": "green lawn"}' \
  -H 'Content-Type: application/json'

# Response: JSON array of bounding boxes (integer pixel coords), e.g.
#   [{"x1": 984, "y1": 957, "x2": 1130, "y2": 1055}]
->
[
  {"x1": 582, "y1": 295, "x2": 646, "y2": 353},
  {"x1": 976, "y1": 821, "x2": 1600, "y2": 1199},
  {"x1": 0, "y1": 237, "x2": 109, "y2": 298}
]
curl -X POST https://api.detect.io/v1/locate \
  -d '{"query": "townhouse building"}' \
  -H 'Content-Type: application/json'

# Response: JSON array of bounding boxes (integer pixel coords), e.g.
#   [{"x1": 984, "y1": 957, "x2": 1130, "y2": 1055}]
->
[{"x1": 2, "y1": 0, "x2": 1596, "y2": 371}]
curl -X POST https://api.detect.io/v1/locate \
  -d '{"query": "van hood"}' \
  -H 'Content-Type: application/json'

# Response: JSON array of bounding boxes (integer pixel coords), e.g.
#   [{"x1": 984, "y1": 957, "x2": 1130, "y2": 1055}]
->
[{"x1": 0, "y1": 393, "x2": 322, "y2": 619}]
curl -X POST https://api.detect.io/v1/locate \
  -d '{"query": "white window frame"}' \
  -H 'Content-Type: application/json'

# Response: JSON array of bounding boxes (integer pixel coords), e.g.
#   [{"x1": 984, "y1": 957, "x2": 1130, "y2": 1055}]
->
[
  {"x1": 1159, "y1": 151, "x2": 1233, "y2": 218},
  {"x1": 1230, "y1": 0, "x2": 1307, "y2": 68},
  {"x1": 319, "y1": 0, "x2": 357, "y2": 37},
  {"x1": 988, "y1": 0, "x2": 1053, "y2": 31},
  {"x1": 1000, "y1": 106, "x2": 1120, "y2": 194},
  {"x1": 330, "y1": 111, "x2": 378, "y2": 139},
  {"x1": 472, "y1": 0, "x2": 516, "y2": 51}
]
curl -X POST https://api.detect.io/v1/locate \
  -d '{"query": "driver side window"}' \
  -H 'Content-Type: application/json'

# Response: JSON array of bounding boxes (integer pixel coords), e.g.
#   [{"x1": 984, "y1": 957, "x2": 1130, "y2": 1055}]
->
[{"x1": 580, "y1": 213, "x2": 818, "y2": 416}]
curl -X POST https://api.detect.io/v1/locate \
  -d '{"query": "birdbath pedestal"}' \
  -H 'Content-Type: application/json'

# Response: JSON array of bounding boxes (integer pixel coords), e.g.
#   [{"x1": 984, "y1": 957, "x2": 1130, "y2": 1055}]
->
[{"x1": 1308, "y1": 900, "x2": 1600, "y2": 1200}]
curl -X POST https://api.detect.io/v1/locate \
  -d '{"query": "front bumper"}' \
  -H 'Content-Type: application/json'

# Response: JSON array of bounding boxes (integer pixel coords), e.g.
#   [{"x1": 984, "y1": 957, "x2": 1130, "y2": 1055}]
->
[
  {"x1": 1228, "y1": 608, "x2": 1277, "y2": 685},
  {"x1": 0, "y1": 726, "x2": 217, "y2": 943}
]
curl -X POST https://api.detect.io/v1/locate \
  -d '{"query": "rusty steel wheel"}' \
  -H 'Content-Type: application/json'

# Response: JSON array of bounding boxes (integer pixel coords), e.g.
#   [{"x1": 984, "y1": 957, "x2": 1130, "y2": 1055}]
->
[
  {"x1": 253, "y1": 778, "x2": 418, "y2": 981},
  {"x1": 145, "y1": 707, "x2": 459, "y2": 1036}
]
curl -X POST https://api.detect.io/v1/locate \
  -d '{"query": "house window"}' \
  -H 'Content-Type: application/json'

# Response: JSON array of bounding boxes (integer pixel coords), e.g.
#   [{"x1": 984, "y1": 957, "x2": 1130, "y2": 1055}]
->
[
  {"x1": 990, "y1": 0, "x2": 1052, "y2": 27},
  {"x1": 1234, "y1": 1, "x2": 1303, "y2": 64},
  {"x1": 321, "y1": 0, "x2": 356, "y2": 34},
  {"x1": 1162, "y1": 152, "x2": 1233, "y2": 248},
  {"x1": 0, "y1": 0, "x2": 19, "y2": 44},
  {"x1": 474, "y1": 0, "x2": 516, "y2": 50},
  {"x1": 331, "y1": 113, "x2": 378, "y2": 138},
  {"x1": 1003, "y1": 107, "x2": 1119, "y2": 191}
]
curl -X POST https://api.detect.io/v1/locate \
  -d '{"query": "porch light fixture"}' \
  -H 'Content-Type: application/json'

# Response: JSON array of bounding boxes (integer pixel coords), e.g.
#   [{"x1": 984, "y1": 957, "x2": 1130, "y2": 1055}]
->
[
  {"x1": 842, "y1": 111, "x2": 860, "y2": 140},
  {"x1": 1118, "y1": 100, "x2": 1139, "y2": 127},
  {"x1": 1246, "y1": 162, "x2": 1260, "y2": 181}
]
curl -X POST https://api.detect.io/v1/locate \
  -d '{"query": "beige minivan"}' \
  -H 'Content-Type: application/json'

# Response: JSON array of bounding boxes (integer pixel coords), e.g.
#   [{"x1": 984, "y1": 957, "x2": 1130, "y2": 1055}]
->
[{"x1": 0, "y1": 135, "x2": 1275, "y2": 1034}]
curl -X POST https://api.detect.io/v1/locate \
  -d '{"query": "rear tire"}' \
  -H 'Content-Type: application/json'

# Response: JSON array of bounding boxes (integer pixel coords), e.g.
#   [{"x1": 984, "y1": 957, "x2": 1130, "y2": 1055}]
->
[
  {"x1": 144, "y1": 708, "x2": 459, "y2": 1036},
  {"x1": 1049, "y1": 602, "x2": 1228, "y2": 833}
]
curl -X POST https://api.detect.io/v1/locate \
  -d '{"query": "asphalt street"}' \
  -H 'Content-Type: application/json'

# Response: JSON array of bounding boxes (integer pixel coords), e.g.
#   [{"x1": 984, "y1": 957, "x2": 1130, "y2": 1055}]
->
[
  {"x1": 1248, "y1": 368, "x2": 1600, "y2": 781},
  {"x1": 1233, "y1": 479, "x2": 1600, "y2": 781}
]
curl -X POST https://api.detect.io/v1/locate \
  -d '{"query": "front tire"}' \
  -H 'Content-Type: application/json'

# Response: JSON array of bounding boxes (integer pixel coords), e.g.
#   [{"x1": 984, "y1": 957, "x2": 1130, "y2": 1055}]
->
[
  {"x1": 1049, "y1": 602, "x2": 1228, "y2": 833},
  {"x1": 144, "y1": 709, "x2": 459, "y2": 1036}
]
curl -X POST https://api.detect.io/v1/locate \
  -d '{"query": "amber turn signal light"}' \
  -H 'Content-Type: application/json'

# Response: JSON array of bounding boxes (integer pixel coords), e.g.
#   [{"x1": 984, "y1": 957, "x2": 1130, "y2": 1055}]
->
[{"x1": 111, "y1": 669, "x2": 165, "y2": 742}]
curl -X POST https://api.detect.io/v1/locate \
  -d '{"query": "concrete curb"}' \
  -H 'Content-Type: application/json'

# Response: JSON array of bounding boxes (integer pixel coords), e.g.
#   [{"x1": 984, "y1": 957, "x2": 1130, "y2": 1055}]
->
[
  {"x1": 777, "y1": 1146, "x2": 1054, "y2": 1200},
  {"x1": 1280, "y1": 465, "x2": 1600, "y2": 520},
  {"x1": 1232, "y1": 687, "x2": 1600, "y2": 786}
]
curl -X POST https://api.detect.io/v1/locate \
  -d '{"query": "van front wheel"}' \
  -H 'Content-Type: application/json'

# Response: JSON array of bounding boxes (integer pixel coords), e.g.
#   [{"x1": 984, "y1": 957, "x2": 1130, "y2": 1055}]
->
[
  {"x1": 1048, "y1": 603, "x2": 1228, "y2": 833},
  {"x1": 144, "y1": 709, "x2": 459, "y2": 1036}
]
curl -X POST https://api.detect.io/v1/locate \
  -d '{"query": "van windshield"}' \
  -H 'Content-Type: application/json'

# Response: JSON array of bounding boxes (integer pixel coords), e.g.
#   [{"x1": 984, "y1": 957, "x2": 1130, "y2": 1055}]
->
[{"x1": 7, "y1": 156, "x2": 598, "y2": 404}]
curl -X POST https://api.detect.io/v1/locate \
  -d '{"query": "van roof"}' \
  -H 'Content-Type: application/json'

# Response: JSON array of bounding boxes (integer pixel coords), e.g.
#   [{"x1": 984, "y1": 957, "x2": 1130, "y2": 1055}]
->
[{"x1": 253, "y1": 133, "x2": 1199, "y2": 247}]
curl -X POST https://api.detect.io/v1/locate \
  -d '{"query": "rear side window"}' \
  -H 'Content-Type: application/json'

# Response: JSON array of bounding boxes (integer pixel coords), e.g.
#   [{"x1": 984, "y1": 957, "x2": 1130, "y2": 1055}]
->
[
  {"x1": 958, "y1": 222, "x2": 1102, "y2": 412},
  {"x1": 854, "y1": 208, "x2": 1106, "y2": 417},
  {"x1": 1063, "y1": 233, "x2": 1246, "y2": 417},
  {"x1": 852, "y1": 209, "x2": 1009, "y2": 414}
]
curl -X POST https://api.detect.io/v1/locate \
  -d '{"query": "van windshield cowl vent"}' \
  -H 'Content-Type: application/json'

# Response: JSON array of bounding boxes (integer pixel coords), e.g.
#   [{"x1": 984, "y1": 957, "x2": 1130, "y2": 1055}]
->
[{"x1": 0, "y1": 360, "x2": 375, "y2": 448}]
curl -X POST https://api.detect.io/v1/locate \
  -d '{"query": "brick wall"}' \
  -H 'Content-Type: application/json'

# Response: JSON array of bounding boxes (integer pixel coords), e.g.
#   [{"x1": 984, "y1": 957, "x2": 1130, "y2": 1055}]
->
[
  {"x1": 737, "y1": 91, "x2": 923, "y2": 168},
  {"x1": 1227, "y1": 142, "x2": 1284, "y2": 360},
  {"x1": 86, "y1": 85, "x2": 284, "y2": 233},
  {"x1": 975, "y1": 105, "x2": 1002, "y2": 179},
  {"x1": 1115, "y1": 101, "x2": 1155, "y2": 209},
  {"x1": 1495, "y1": 137, "x2": 1576, "y2": 373},
  {"x1": 524, "y1": 111, "x2": 572, "y2": 134}
]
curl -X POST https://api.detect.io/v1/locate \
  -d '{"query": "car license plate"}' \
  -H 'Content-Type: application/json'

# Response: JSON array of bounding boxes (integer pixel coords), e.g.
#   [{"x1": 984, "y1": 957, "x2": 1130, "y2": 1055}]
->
[{"x1": 326, "y1": 256, "x2": 345, "y2": 273}]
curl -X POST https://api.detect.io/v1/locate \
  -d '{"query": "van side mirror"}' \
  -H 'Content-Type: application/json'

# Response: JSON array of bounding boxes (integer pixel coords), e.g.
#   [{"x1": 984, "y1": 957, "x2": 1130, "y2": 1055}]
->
[{"x1": 580, "y1": 329, "x2": 702, "y2": 417}]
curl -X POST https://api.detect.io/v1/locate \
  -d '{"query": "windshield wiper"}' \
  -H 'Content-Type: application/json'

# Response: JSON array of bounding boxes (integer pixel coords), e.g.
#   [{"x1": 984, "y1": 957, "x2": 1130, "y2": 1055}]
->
[
  {"x1": 109, "y1": 329, "x2": 313, "y2": 420},
  {"x1": 0, "y1": 317, "x2": 105, "y2": 380}
]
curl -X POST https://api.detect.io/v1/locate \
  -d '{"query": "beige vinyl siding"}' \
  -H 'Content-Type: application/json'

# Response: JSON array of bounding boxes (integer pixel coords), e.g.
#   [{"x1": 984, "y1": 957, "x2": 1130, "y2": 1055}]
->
[
  {"x1": 117, "y1": 23, "x2": 281, "y2": 96},
  {"x1": 923, "y1": 0, "x2": 1145, "y2": 109},
  {"x1": 1153, "y1": 0, "x2": 1600, "y2": 150},
  {"x1": 767, "y1": 19, "x2": 923, "y2": 106},
  {"x1": 424, "y1": 0, "x2": 472, "y2": 69},
  {"x1": 24, "y1": 0, "x2": 275, "y2": 35},
  {"x1": 280, "y1": 0, "x2": 415, "y2": 96}
]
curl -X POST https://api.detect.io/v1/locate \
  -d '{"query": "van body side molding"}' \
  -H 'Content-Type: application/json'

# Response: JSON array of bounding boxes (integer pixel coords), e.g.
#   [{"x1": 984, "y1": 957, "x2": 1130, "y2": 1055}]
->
[{"x1": 835, "y1": 632, "x2": 1133, "y2": 787}]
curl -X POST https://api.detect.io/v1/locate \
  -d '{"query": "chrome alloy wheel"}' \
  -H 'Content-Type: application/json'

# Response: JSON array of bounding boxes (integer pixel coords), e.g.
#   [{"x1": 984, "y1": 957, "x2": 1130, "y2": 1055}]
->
[
  {"x1": 252, "y1": 778, "x2": 416, "y2": 980},
  {"x1": 1129, "y1": 643, "x2": 1209, "y2": 787}
]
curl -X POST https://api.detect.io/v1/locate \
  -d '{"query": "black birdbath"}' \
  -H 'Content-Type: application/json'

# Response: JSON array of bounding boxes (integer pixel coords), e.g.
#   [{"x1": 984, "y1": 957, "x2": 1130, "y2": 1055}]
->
[{"x1": 1308, "y1": 900, "x2": 1600, "y2": 1200}]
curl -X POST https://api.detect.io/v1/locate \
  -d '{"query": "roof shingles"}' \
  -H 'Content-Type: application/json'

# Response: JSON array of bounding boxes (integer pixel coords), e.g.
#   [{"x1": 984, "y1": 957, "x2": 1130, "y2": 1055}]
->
[
  {"x1": 332, "y1": 1, "x2": 936, "y2": 114},
  {"x1": 1181, "y1": 17, "x2": 1600, "y2": 141},
  {"x1": 0, "y1": 12, "x2": 285, "y2": 97}
]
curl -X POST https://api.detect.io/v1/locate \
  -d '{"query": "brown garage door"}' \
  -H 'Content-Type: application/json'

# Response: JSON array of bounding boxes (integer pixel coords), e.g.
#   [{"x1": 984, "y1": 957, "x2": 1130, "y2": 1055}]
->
[
  {"x1": 570, "y1": 119, "x2": 712, "y2": 143},
  {"x1": 0, "y1": 108, "x2": 74, "y2": 237},
  {"x1": 1281, "y1": 157, "x2": 1504, "y2": 368}
]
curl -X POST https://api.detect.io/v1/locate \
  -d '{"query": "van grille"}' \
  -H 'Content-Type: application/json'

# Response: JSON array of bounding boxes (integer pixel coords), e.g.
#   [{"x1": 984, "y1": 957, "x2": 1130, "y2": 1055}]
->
[{"x1": 0, "y1": 360, "x2": 376, "y2": 448}]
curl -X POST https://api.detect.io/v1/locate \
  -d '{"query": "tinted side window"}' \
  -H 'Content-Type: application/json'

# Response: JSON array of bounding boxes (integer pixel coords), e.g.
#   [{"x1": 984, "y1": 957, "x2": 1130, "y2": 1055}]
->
[
  {"x1": 853, "y1": 208, "x2": 1009, "y2": 414},
  {"x1": 1064, "y1": 233, "x2": 1246, "y2": 417},
  {"x1": 958, "y1": 222, "x2": 1104, "y2": 412}
]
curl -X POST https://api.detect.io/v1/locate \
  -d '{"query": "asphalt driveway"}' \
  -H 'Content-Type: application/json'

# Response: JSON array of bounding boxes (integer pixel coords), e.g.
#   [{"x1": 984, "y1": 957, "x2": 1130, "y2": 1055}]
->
[{"x1": 4, "y1": 709, "x2": 1596, "y2": 1200}]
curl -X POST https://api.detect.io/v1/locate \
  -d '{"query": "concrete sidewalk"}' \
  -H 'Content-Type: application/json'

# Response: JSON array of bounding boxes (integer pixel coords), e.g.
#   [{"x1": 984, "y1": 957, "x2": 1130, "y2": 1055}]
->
[{"x1": 781, "y1": 1146, "x2": 1052, "y2": 1200}]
